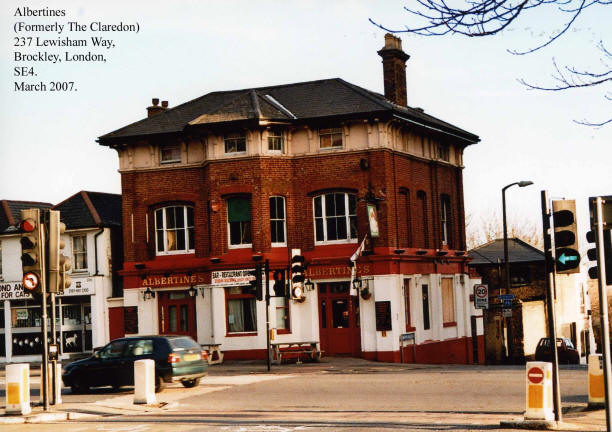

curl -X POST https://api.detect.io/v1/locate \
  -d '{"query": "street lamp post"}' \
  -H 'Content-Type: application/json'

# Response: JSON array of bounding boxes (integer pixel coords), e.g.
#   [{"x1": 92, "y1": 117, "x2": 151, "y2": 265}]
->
[{"x1": 501, "y1": 180, "x2": 533, "y2": 362}]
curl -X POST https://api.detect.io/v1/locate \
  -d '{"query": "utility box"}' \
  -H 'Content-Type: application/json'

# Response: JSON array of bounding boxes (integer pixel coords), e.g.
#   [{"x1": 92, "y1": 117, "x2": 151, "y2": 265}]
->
[
  {"x1": 5, "y1": 363, "x2": 31, "y2": 415},
  {"x1": 588, "y1": 354, "x2": 605, "y2": 407}
]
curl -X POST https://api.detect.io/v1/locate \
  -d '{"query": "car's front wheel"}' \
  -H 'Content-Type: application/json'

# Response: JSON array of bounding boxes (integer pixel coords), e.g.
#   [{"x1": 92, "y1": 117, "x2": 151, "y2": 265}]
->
[
  {"x1": 155, "y1": 374, "x2": 165, "y2": 393},
  {"x1": 181, "y1": 378, "x2": 200, "y2": 388}
]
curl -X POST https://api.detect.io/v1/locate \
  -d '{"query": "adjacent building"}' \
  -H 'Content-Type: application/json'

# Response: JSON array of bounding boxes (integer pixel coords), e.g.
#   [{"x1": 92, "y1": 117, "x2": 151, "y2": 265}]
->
[
  {"x1": 98, "y1": 34, "x2": 483, "y2": 363},
  {"x1": 0, "y1": 191, "x2": 122, "y2": 362}
]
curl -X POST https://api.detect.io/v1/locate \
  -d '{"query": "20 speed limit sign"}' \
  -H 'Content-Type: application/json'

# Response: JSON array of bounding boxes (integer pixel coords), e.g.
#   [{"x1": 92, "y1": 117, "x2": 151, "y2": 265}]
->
[{"x1": 474, "y1": 284, "x2": 488, "y2": 309}]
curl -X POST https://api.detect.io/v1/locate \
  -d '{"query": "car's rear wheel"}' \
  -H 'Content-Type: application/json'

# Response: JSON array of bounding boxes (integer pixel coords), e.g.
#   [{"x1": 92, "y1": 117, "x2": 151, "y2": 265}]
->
[
  {"x1": 155, "y1": 374, "x2": 164, "y2": 393},
  {"x1": 181, "y1": 378, "x2": 200, "y2": 388}
]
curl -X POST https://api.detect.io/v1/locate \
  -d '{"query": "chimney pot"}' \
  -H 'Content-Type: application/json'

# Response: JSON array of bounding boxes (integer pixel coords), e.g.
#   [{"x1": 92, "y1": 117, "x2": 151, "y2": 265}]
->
[
  {"x1": 161, "y1": 100, "x2": 168, "y2": 108},
  {"x1": 152, "y1": 98, "x2": 159, "y2": 106}
]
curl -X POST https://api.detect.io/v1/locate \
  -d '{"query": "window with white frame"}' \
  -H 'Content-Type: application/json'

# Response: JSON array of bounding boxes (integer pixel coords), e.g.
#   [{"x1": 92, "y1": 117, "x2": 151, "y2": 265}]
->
[
  {"x1": 319, "y1": 128, "x2": 343, "y2": 149},
  {"x1": 314, "y1": 192, "x2": 357, "y2": 243},
  {"x1": 155, "y1": 206, "x2": 195, "y2": 254},
  {"x1": 440, "y1": 195, "x2": 451, "y2": 246},
  {"x1": 160, "y1": 144, "x2": 181, "y2": 164},
  {"x1": 227, "y1": 197, "x2": 252, "y2": 247},
  {"x1": 441, "y1": 278, "x2": 455, "y2": 325},
  {"x1": 72, "y1": 235, "x2": 88, "y2": 271},
  {"x1": 224, "y1": 132, "x2": 246, "y2": 154},
  {"x1": 275, "y1": 296, "x2": 290, "y2": 332},
  {"x1": 226, "y1": 286, "x2": 257, "y2": 333},
  {"x1": 267, "y1": 129, "x2": 283, "y2": 152},
  {"x1": 270, "y1": 196, "x2": 286, "y2": 245}
]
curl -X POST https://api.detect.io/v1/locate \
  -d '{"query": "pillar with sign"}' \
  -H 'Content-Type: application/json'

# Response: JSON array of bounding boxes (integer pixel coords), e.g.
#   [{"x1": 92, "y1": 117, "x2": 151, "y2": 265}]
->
[
  {"x1": 588, "y1": 354, "x2": 605, "y2": 407},
  {"x1": 524, "y1": 361, "x2": 554, "y2": 421}
]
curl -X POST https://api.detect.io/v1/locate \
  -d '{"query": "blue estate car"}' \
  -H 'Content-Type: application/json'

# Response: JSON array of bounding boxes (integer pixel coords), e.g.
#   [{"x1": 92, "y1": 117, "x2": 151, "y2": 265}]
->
[{"x1": 62, "y1": 335, "x2": 208, "y2": 393}]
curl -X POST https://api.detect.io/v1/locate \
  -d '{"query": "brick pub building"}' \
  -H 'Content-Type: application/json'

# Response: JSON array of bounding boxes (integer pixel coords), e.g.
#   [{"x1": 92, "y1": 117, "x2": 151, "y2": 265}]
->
[{"x1": 98, "y1": 34, "x2": 483, "y2": 363}]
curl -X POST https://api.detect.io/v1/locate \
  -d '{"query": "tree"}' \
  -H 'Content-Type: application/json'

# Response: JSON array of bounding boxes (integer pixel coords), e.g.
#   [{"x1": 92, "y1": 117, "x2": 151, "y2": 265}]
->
[
  {"x1": 466, "y1": 211, "x2": 543, "y2": 250},
  {"x1": 370, "y1": 0, "x2": 611, "y2": 126}
]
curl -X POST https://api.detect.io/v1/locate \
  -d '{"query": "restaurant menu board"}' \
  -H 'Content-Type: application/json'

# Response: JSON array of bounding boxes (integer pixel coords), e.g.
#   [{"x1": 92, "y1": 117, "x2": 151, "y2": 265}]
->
[{"x1": 375, "y1": 301, "x2": 392, "y2": 331}]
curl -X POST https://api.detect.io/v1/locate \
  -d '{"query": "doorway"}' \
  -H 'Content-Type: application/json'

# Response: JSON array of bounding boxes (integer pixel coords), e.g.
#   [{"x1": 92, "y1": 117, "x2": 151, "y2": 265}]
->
[
  {"x1": 318, "y1": 282, "x2": 361, "y2": 357},
  {"x1": 158, "y1": 290, "x2": 197, "y2": 340}
]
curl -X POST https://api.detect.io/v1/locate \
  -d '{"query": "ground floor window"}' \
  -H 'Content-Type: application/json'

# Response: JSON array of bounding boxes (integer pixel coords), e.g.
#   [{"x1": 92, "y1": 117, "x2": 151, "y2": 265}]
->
[
  {"x1": 275, "y1": 296, "x2": 290, "y2": 333},
  {"x1": 441, "y1": 278, "x2": 455, "y2": 326},
  {"x1": 226, "y1": 286, "x2": 257, "y2": 333}
]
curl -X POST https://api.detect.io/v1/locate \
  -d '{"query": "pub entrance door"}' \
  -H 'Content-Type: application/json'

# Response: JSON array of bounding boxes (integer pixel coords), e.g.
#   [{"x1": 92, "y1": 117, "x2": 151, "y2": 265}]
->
[
  {"x1": 318, "y1": 282, "x2": 361, "y2": 357},
  {"x1": 158, "y1": 290, "x2": 197, "y2": 340}
]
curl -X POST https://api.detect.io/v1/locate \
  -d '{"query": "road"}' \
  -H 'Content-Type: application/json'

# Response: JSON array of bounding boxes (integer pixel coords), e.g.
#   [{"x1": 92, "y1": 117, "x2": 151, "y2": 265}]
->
[{"x1": 0, "y1": 358, "x2": 603, "y2": 431}]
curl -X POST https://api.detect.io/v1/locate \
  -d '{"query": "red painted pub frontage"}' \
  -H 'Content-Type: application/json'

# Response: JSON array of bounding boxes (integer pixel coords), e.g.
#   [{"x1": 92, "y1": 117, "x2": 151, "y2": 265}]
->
[{"x1": 100, "y1": 34, "x2": 484, "y2": 364}]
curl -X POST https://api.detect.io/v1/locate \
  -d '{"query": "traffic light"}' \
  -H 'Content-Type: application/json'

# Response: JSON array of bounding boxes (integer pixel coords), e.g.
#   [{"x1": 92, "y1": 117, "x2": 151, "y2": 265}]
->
[
  {"x1": 552, "y1": 199, "x2": 580, "y2": 274},
  {"x1": 587, "y1": 229, "x2": 612, "y2": 286},
  {"x1": 248, "y1": 264, "x2": 263, "y2": 301},
  {"x1": 48, "y1": 210, "x2": 72, "y2": 293},
  {"x1": 273, "y1": 269, "x2": 286, "y2": 297},
  {"x1": 19, "y1": 208, "x2": 44, "y2": 294},
  {"x1": 291, "y1": 250, "x2": 306, "y2": 300}
]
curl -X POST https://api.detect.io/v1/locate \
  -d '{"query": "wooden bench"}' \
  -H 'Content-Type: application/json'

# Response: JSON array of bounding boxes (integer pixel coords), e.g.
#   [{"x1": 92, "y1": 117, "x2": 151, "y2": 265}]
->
[
  {"x1": 201, "y1": 344, "x2": 224, "y2": 365},
  {"x1": 270, "y1": 341, "x2": 321, "y2": 365}
]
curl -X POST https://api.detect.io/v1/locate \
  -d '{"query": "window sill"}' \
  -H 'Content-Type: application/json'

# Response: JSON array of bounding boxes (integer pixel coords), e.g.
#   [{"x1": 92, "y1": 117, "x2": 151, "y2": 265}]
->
[
  {"x1": 228, "y1": 244, "x2": 252, "y2": 249},
  {"x1": 270, "y1": 243, "x2": 287, "y2": 248},
  {"x1": 155, "y1": 250, "x2": 195, "y2": 256},
  {"x1": 443, "y1": 322, "x2": 457, "y2": 328},
  {"x1": 319, "y1": 146, "x2": 344, "y2": 151},
  {"x1": 225, "y1": 332, "x2": 257, "y2": 337},
  {"x1": 314, "y1": 239, "x2": 358, "y2": 246},
  {"x1": 160, "y1": 160, "x2": 181, "y2": 165},
  {"x1": 406, "y1": 326, "x2": 416, "y2": 332}
]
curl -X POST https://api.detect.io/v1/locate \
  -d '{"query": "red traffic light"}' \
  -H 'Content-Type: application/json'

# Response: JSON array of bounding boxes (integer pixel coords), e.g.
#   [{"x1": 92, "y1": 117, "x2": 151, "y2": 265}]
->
[{"x1": 20, "y1": 218, "x2": 36, "y2": 233}]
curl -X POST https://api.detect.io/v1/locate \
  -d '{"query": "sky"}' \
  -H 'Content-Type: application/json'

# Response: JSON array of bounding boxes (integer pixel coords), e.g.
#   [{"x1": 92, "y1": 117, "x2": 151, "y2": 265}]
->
[{"x1": 1, "y1": 0, "x2": 610, "y2": 258}]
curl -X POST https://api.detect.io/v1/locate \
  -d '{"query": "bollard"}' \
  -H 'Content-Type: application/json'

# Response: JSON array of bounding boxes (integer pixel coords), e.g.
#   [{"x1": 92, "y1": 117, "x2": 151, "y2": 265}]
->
[
  {"x1": 39, "y1": 363, "x2": 62, "y2": 405},
  {"x1": 524, "y1": 361, "x2": 554, "y2": 421},
  {"x1": 134, "y1": 359, "x2": 156, "y2": 405},
  {"x1": 588, "y1": 354, "x2": 604, "y2": 407},
  {"x1": 5, "y1": 363, "x2": 31, "y2": 415}
]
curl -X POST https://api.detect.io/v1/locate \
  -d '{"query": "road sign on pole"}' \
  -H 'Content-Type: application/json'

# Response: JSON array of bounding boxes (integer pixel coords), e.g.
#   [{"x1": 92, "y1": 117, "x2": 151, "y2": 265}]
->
[{"x1": 474, "y1": 284, "x2": 488, "y2": 309}]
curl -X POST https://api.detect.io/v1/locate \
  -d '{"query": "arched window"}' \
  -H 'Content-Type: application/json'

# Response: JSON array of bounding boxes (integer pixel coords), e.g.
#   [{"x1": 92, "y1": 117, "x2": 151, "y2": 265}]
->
[
  {"x1": 154, "y1": 206, "x2": 194, "y2": 254},
  {"x1": 313, "y1": 192, "x2": 357, "y2": 244}
]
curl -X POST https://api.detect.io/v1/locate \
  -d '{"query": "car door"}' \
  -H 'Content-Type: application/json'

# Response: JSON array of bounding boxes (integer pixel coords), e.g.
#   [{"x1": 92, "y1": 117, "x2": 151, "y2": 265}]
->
[
  {"x1": 90, "y1": 339, "x2": 129, "y2": 387},
  {"x1": 122, "y1": 338, "x2": 155, "y2": 385}
]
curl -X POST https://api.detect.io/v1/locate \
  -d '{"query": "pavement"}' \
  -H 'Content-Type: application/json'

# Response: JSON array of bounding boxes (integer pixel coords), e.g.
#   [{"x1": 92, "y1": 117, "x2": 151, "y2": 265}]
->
[{"x1": 0, "y1": 358, "x2": 606, "y2": 430}]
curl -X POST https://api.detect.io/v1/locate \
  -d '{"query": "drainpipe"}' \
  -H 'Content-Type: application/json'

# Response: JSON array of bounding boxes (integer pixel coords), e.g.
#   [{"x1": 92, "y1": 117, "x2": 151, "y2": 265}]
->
[{"x1": 94, "y1": 228, "x2": 104, "y2": 276}]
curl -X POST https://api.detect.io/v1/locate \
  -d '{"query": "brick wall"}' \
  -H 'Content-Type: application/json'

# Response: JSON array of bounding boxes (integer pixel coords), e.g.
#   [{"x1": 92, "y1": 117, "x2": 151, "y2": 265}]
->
[{"x1": 120, "y1": 148, "x2": 466, "y2": 264}]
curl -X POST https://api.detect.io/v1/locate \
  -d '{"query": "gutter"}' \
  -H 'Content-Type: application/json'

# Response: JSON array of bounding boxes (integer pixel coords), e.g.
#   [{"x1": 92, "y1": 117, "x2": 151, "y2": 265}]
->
[{"x1": 392, "y1": 114, "x2": 479, "y2": 144}]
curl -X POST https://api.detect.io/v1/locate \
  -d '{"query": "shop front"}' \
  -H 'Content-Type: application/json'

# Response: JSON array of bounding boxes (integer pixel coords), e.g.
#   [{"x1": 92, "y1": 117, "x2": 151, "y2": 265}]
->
[{"x1": 0, "y1": 279, "x2": 97, "y2": 362}]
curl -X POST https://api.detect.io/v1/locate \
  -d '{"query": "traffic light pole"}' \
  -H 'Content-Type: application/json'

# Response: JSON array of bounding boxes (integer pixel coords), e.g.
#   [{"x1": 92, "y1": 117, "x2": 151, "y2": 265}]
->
[
  {"x1": 41, "y1": 285, "x2": 50, "y2": 411},
  {"x1": 594, "y1": 197, "x2": 612, "y2": 431},
  {"x1": 265, "y1": 259, "x2": 271, "y2": 372},
  {"x1": 541, "y1": 190, "x2": 562, "y2": 422},
  {"x1": 50, "y1": 292, "x2": 57, "y2": 405}
]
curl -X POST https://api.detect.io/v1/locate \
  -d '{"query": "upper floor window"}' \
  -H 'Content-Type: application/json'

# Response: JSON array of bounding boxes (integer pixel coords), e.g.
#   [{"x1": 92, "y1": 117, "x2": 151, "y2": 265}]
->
[
  {"x1": 160, "y1": 145, "x2": 181, "y2": 164},
  {"x1": 314, "y1": 192, "x2": 357, "y2": 244},
  {"x1": 227, "y1": 197, "x2": 251, "y2": 247},
  {"x1": 224, "y1": 132, "x2": 246, "y2": 154},
  {"x1": 440, "y1": 195, "x2": 451, "y2": 246},
  {"x1": 72, "y1": 235, "x2": 88, "y2": 271},
  {"x1": 268, "y1": 129, "x2": 284, "y2": 152},
  {"x1": 270, "y1": 196, "x2": 286, "y2": 246},
  {"x1": 155, "y1": 206, "x2": 195, "y2": 255},
  {"x1": 319, "y1": 128, "x2": 343, "y2": 149}
]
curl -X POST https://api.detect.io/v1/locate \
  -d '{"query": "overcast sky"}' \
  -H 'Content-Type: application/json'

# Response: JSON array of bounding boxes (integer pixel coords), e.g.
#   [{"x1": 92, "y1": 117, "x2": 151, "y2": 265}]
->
[{"x1": 1, "y1": 0, "x2": 610, "y2": 254}]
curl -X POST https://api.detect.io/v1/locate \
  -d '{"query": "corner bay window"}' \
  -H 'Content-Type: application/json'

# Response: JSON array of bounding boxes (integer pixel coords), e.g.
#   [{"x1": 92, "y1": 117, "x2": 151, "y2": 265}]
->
[
  {"x1": 319, "y1": 127, "x2": 343, "y2": 149},
  {"x1": 224, "y1": 132, "x2": 246, "y2": 154},
  {"x1": 314, "y1": 192, "x2": 357, "y2": 243},
  {"x1": 161, "y1": 145, "x2": 181, "y2": 164},
  {"x1": 226, "y1": 286, "x2": 257, "y2": 333},
  {"x1": 270, "y1": 196, "x2": 286, "y2": 245},
  {"x1": 155, "y1": 206, "x2": 194, "y2": 254},
  {"x1": 227, "y1": 197, "x2": 252, "y2": 246}
]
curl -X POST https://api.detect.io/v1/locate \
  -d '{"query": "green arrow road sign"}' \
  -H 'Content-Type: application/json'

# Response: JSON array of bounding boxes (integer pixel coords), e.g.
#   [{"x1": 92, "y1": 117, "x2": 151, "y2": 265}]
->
[{"x1": 555, "y1": 247, "x2": 581, "y2": 273}]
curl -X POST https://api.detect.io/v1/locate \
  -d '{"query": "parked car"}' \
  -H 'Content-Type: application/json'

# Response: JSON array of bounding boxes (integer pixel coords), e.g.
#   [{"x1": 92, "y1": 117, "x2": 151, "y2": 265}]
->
[
  {"x1": 534, "y1": 337, "x2": 580, "y2": 364},
  {"x1": 62, "y1": 335, "x2": 208, "y2": 393}
]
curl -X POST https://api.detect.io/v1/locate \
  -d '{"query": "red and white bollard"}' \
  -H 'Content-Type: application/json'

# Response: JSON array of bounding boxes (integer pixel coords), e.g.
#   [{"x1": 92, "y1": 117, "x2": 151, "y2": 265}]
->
[
  {"x1": 5, "y1": 363, "x2": 31, "y2": 415},
  {"x1": 524, "y1": 361, "x2": 554, "y2": 421}
]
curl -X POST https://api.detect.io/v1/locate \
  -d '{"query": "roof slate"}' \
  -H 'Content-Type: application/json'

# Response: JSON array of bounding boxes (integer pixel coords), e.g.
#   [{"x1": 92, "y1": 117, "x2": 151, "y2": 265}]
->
[
  {"x1": 468, "y1": 238, "x2": 544, "y2": 266},
  {"x1": 99, "y1": 78, "x2": 479, "y2": 143},
  {"x1": 53, "y1": 191, "x2": 122, "y2": 229}
]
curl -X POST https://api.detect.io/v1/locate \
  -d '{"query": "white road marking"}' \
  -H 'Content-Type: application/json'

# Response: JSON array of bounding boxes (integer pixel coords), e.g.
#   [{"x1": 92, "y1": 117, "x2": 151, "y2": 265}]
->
[{"x1": 96, "y1": 425, "x2": 150, "y2": 431}]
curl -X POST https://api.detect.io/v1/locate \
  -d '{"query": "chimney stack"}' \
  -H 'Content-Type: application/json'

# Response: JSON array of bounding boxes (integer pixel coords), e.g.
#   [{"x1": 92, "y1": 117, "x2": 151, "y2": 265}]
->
[
  {"x1": 147, "y1": 98, "x2": 168, "y2": 117},
  {"x1": 377, "y1": 33, "x2": 410, "y2": 106}
]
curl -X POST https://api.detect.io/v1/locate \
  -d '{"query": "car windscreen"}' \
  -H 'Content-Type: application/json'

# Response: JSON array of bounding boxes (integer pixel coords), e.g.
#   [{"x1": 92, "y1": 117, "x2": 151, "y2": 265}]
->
[{"x1": 169, "y1": 337, "x2": 200, "y2": 351}]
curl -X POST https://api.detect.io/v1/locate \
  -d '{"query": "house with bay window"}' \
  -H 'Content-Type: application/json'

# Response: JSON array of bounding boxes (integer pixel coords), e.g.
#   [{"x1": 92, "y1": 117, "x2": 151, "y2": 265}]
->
[
  {"x1": 98, "y1": 34, "x2": 484, "y2": 363},
  {"x1": 0, "y1": 191, "x2": 122, "y2": 362}
]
